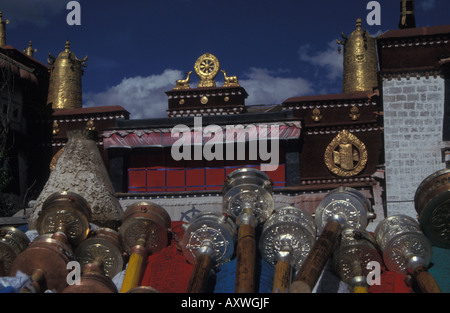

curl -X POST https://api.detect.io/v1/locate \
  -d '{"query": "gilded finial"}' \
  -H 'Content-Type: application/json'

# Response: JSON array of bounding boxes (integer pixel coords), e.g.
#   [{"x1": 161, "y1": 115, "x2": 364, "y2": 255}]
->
[
  {"x1": 47, "y1": 40, "x2": 87, "y2": 110},
  {"x1": 399, "y1": 0, "x2": 416, "y2": 29},
  {"x1": 339, "y1": 18, "x2": 378, "y2": 94},
  {"x1": 24, "y1": 41, "x2": 37, "y2": 57},
  {"x1": 0, "y1": 11, "x2": 10, "y2": 47}
]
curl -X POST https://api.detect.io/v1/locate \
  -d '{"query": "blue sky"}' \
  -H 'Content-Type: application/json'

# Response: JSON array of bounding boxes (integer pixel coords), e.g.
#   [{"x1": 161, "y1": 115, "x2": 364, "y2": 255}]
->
[{"x1": 2, "y1": 0, "x2": 449, "y2": 119}]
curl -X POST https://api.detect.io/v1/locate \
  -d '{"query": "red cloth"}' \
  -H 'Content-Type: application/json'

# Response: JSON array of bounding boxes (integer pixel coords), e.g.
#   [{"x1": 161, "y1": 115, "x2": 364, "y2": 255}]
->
[
  {"x1": 140, "y1": 221, "x2": 194, "y2": 293},
  {"x1": 369, "y1": 271, "x2": 413, "y2": 293}
]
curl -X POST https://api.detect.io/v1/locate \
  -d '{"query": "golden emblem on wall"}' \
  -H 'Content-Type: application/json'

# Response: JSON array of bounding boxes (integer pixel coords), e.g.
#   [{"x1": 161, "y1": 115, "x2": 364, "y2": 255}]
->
[
  {"x1": 324, "y1": 130, "x2": 367, "y2": 177},
  {"x1": 194, "y1": 53, "x2": 220, "y2": 88}
]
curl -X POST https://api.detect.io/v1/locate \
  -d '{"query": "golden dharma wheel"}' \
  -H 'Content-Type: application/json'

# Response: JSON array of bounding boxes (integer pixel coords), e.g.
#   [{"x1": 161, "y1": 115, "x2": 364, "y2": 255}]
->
[
  {"x1": 414, "y1": 169, "x2": 450, "y2": 248},
  {"x1": 36, "y1": 191, "x2": 92, "y2": 247}
]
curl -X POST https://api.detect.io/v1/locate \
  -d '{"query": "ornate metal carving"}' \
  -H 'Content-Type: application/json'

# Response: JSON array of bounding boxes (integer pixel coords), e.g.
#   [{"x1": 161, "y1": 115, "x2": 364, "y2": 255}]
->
[
  {"x1": 118, "y1": 202, "x2": 171, "y2": 255},
  {"x1": 0, "y1": 227, "x2": 30, "y2": 275},
  {"x1": 259, "y1": 206, "x2": 316, "y2": 271},
  {"x1": 349, "y1": 106, "x2": 360, "y2": 121},
  {"x1": 315, "y1": 186, "x2": 374, "y2": 233},
  {"x1": 324, "y1": 130, "x2": 368, "y2": 177},
  {"x1": 414, "y1": 168, "x2": 450, "y2": 248},
  {"x1": 75, "y1": 228, "x2": 125, "y2": 278},
  {"x1": 337, "y1": 18, "x2": 378, "y2": 93},
  {"x1": 374, "y1": 215, "x2": 432, "y2": 275},
  {"x1": 311, "y1": 107, "x2": 322, "y2": 123},
  {"x1": 36, "y1": 191, "x2": 92, "y2": 246},
  {"x1": 47, "y1": 41, "x2": 87, "y2": 109},
  {"x1": 221, "y1": 70, "x2": 240, "y2": 87},
  {"x1": 333, "y1": 228, "x2": 382, "y2": 287},
  {"x1": 195, "y1": 53, "x2": 220, "y2": 88},
  {"x1": 222, "y1": 168, "x2": 274, "y2": 225},
  {"x1": 182, "y1": 212, "x2": 237, "y2": 267},
  {"x1": 174, "y1": 71, "x2": 192, "y2": 90}
]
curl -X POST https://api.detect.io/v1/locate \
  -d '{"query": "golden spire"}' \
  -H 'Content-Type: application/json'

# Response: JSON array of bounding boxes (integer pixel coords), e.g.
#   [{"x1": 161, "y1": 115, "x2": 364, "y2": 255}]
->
[
  {"x1": 0, "y1": 11, "x2": 10, "y2": 47},
  {"x1": 47, "y1": 40, "x2": 88, "y2": 110},
  {"x1": 23, "y1": 41, "x2": 37, "y2": 57},
  {"x1": 337, "y1": 18, "x2": 378, "y2": 94},
  {"x1": 399, "y1": 0, "x2": 416, "y2": 29}
]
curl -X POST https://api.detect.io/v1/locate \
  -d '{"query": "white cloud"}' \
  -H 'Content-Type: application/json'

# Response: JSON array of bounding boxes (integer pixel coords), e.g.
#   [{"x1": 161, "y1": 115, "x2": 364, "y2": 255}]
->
[
  {"x1": 1, "y1": 0, "x2": 66, "y2": 28},
  {"x1": 298, "y1": 40, "x2": 343, "y2": 80},
  {"x1": 83, "y1": 67, "x2": 314, "y2": 119},
  {"x1": 240, "y1": 68, "x2": 313, "y2": 105},
  {"x1": 420, "y1": 0, "x2": 437, "y2": 11},
  {"x1": 83, "y1": 69, "x2": 184, "y2": 119}
]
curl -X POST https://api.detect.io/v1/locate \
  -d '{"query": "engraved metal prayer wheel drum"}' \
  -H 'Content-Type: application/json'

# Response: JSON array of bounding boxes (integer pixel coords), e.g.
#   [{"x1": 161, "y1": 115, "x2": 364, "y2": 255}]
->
[
  {"x1": 36, "y1": 191, "x2": 92, "y2": 246},
  {"x1": 259, "y1": 206, "x2": 316, "y2": 293},
  {"x1": 314, "y1": 186, "x2": 374, "y2": 233},
  {"x1": 62, "y1": 262, "x2": 118, "y2": 293},
  {"x1": 10, "y1": 192, "x2": 92, "y2": 292},
  {"x1": 222, "y1": 168, "x2": 274, "y2": 225},
  {"x1": 0, "y1": 227, "x2": 30, "y2": 276},
  {"x1": 222, "y1": 168, "x2": 274, "y2": 293},
  {"x1": 75, "y1": 228, "x2": 125, "y2": 279},
  {"x1": 118, "y1": 202, "x2": 171, "y2": 293},
  {"x1": 290, "y1": 186, "x2": 375, "y2": 293},
  {"x1": 10, "y1": 234, "x2": 74, "y2": 292},
  {"x1": 375, "y1": 215, "x2": 441, "y2": 293},
  {"x1": 332, "y1": 228, "x2": 382, "y2": 293},
  {"x1": 414, "y1": 168, "x2": 450, "y2": 248},
  {"x1": 182, "y1": 212, "x2": 237, "y2": 293}
]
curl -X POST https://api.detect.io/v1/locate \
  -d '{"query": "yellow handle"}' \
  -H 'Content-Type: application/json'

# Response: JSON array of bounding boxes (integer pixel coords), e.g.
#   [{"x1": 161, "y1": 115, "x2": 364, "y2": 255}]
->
[
  {"x1": 353, "y1": 286, "x2": 369, "y2": 293},
  {"x1": 120, "y1": 248, "x2": 147, "y2": 293}
]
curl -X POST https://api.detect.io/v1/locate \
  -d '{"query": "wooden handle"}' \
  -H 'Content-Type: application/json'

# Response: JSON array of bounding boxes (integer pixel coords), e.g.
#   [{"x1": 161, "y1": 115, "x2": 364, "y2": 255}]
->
[
  {"x1": 187, "y1": 252, "x2": 214, "y2": 293},
  {"x1": 120, "y1": 246, "x2": 147, "y2": 293},
  {"x1": 290, "y1": 220, "x2": 342, "y2": 293},
  {"x1": 273, "y1": 260, "x2": 291, "y2": 293},
  {"x1": 413, "y1": 267, "x2": 442, "y2": 293},
  {"x1": 235, "y1": 223, "x2": 256, "y2": 293}
]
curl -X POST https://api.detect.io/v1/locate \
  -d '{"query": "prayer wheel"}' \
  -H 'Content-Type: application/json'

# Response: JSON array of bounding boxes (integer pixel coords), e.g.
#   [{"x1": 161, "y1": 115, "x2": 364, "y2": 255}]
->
[
  {"x1": 0, "y1": 227, "x2": 30, "y2": 276},
  {"x1": 414, "y1": 168, "x2": 450, "y2": 248},
  {"x1": 181, "y1": 212, "x2": 237, "y2": 293},
  {"x1": 374, "y1": 215, "x2": 441, "y2": 293},
  {"x1": 10, "y1": 191, "x2": 92, "y2": 292},
  {"x1": 332, "y1": 228, "x2": 382, "y2": 293},
  {"x1": 290, "y1": 186, "x2": 375, "y2": 293},
  {"x1": 36, "y1": 191, "x2": 92, "y2": 246},
  {"x1": 10, "y1": 234, "x2": 74, "y2": 292},
  {"x1": 118, "y1": 202, "x2": 171, "y2": 293},
  {"x1": 222, "y1": 168, "x2": 274, "y2": 293},
  {"x1": 75, "y1": 228, "x2": 125, "y2": 279},
  {"x1": 259, "y1": 206, "x2": 316, "y2": 293},
  {"x1": 62, "y1": 261, "x2": 118, "y2": 293}
]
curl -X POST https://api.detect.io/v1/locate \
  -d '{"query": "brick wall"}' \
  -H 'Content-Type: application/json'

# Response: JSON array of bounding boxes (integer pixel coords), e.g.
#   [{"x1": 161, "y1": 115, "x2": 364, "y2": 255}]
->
[{"x1": 383, "y1": 75, "x2": 447, "y2": 218}]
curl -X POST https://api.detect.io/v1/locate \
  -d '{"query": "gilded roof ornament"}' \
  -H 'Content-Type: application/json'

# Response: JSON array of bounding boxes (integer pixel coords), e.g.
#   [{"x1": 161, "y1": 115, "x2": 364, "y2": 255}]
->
[
  {"x1": 324, "y1": 130, "x2": 368, "y2": 177},
  {"x1": 337, "y1": 18, "x2": 379, "y2": 94},
  {"x1": 194, "y1": 53, "x2": 220, "y2": 88},
  {"x1": 221, "y1": 70, "x2": 240, "y2": 87},
  {"x1": 0, "y1": 11, "x2": 10, "y2": 47},
  {"x1": 399, "y1": 0, "x2": 416, "y2": 29},
  {"x1": 47, "y1": 40, "x2": 88, "y2": 110},
  {"x1": 23, "y1": 41, "x2": 37, "y2": 57},
  {"x1": 174, "y1": 71, "x2": 192, "y2": 90}
]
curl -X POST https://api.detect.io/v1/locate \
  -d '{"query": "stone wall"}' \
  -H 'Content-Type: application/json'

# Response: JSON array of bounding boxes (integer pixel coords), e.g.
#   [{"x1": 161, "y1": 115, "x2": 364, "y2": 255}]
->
[{"x1": 383, "y1": 75, "x2": 448, "y2": 218}]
